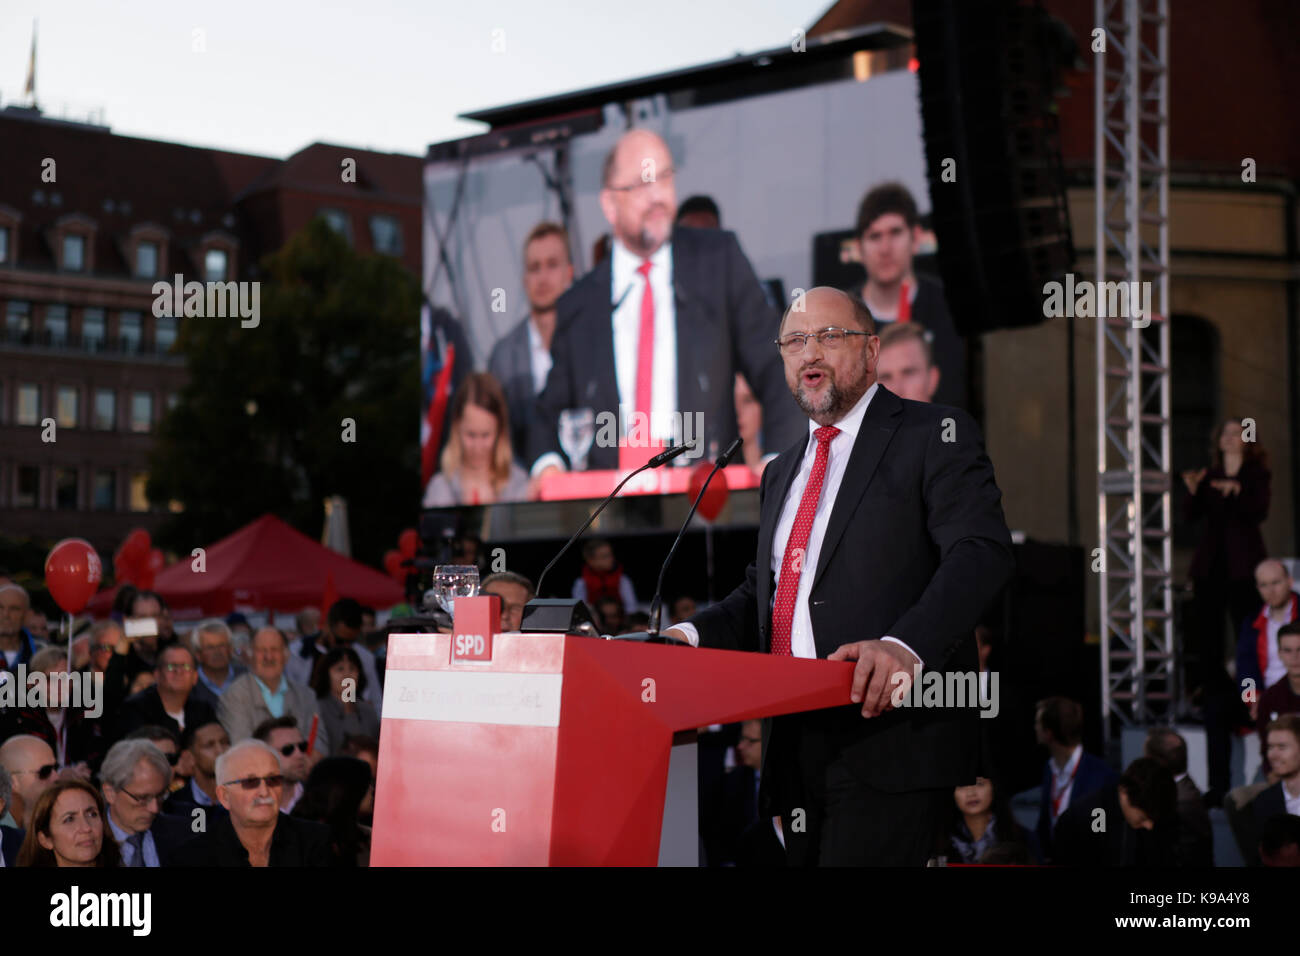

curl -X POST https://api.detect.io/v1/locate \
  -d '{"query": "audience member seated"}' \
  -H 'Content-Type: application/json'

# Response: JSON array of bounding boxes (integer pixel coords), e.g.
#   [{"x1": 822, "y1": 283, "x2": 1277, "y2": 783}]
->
[
  {"x1": 0, "y1": 646, "x2": 105, "y2": 777},
  {"x1": 16, "y1": 779, "x2": 120, "y2": 868},
  {"x1": 1143, "y1": 726, "x2": 1213, "y2": 866},
  {"x1": 0, "y1": 583, "x2": 44, "y2": 675},
  {"x1": 0, "y1": 766, "x2": 24, "y2": 864},
  {"x1": 82, "y1": 620, "x2": 127, "y2": 714},
  {"x1": 0, "y1": 735, "x2": 57, "y2": 829},
  {"x1": 291, "y1": 755, "x2": 373, "y2": 866},
  {"x1": 422, "y1": 372, "x2": 529, "y2": 506},
  {"x1": 1034, "y1": 696, "x2": 1118, "y2": 861},
  {"x1": 593, "y1": 596, "x2": 627, "y2": 636},
  {"x1": 219, "y1": 627, "x2": 330, "y2": 756},
  {"x1": 253, "y1": 716, "x2": 314, "y2": 813},
  {"x1": 876, "y1": 322, "x2": 941, "y2": 403},
  {"x1": 572, "y1": 538, "x2": 640, "y2": 613},
  {"x1": 311, "y1": 647, "x2": 380, "y2": 749},
  {"x1": 936, "y1": 775, "x2": 1034, "y2": 864},
  {"x1": 177, "y1": 739, "x2": 330, "y2": 866},
  {"x1": 164, "y1": 721, "x2": 231, "y2": 824},
  {"x1": 1237, "y1": 559, "x2": 1298, "y2": 709},
  {"x1": 192, "y1": 620, "x2": 246, "y2": 698},
  {"x1": 703, "y1": 719, "x2": 783, "y2": 867},
  {"x1": 1053, "y1": 757, "x2": 1179, "y2": 866},
  {"x1": 1249, "y1": 715, "x2": 1300, "y2": 836},
  {"x1": 124, "y1": 726, "x2": 185, "y2": 791},
  {"x1": 288, "y1": 599, "x2": 382, "y2": 707},
  {"x1": 481, "y1": 571, "x2": 536, "y2": 633},
  {"x1": 116, "y1": 642, "x2": 218, "y2": 743},
  {"x1": 1257, "y1": 622, "x2": 1300, "y2": 773},
  {"x1": 668, "y1": 595, "x2": 697, "y2": 626},
  {"x1": 1258, "y1": 812, "x2": 1300, "y2": 867},
  {"x1": 99, "y1": 738, "x2": 194, "y2": 867},
  {"x1": 104, "y1": 590, "x2": 171, "y2": 701}
]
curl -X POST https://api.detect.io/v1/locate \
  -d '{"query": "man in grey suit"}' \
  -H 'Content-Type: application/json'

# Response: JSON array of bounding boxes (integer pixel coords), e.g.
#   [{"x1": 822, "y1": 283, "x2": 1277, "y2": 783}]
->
[
  {"x1": 217, "y1": 627, "x2": 329, "y2": 757},
  {"x1": 488, "y1": 222, "x2": 575, "y2": 467}
]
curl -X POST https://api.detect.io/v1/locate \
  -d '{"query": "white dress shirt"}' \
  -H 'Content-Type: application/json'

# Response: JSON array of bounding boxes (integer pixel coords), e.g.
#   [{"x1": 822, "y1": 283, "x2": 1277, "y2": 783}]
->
[
  {"x1": 1049, "y1": 744, "x2": 1084, "y2": 826},
  {"x1": 1285, "y1": 782, "x2": 1300, "y2": 818},
  {"x1": 527, "y1": 317, "x2": 553, "y2": 396},
  {"x1": 676, "y1": 383, "x2": 919, "y2": 664},
  {"x1": 610, "y1": 238, "x2": 678, "y2": 443},
  {"x1": 1264, "y1": 611, "x2": 1291, "y2": 688}
]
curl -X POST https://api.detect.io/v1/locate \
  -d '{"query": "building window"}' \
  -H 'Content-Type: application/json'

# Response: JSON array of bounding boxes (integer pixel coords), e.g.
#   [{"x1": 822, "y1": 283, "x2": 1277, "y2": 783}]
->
[
  {"x1": 55, "y1": 386, "x2": 79, "y2": 428},
  {"x1": 16, "y1": 383, "x2": 41, "y2": 425},
  {"x1": 135, "y1": 241, "x2": 159, "y2": 278},
  {"x1": 93, "y1": 388, "x2": 116, "y2": 430},
  {"x1": 82, "y1": 307, "x2": 105, "y2": 351},
  {"x1": 319, "y1": 209, "x2": 351, "y2": 243},
  {"x1": 93, "y1": 470, "x2": 117, "y2": 511},
  {"x1": 62, "y1": 234, "x2": 86, "y2": 272},
  {"x1": 0, "y1": 226, "x2": 9, "y2": 264},
  {"x1": 5, "y1": 300, "x2": 31, "y2": 342},
  {"x1": 44, "y1": 304, "x2": 69, "y2": 347},
  {"x1": 130, "y1": 391, "x2": 153, "y2": 432},
  {"x1": 16, "y1": 466, "x2": 39, "y2": 508},
  {"x1": 54, "y1": 467, "x2": 78, "y2": 510},
  {"x1": 129, "y1": 473, "x2": 150, "y2": 512},
  {"x1": 119, "y1": 311, "x2": 142, "y2": 353},
  {"x1": 204, "y1": 248, "x2": 228, "y2": 282},
  {"x1": 370, "y1": 215, "x2": 403, "y2": 256},
  {"x1": 155, "y1": 315, "x2": 177, "y2": 352}
]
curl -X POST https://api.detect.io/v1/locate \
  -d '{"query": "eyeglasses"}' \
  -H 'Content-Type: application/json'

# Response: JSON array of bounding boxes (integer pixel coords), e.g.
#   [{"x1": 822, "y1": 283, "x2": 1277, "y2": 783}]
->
[
  {"x1": 221, "y1": 774, "x2": 285, "y2": 791},
  {"x1": 278, "y1": 742, "x2": 308, "y2": 757},
  {"x1": 775, "y1": 327, "x2": 874, "y2": 355},
  {"x1": 119, "y1": 786, "x2": 168, "y2": 807},
  {"x1": 606, "y1": 166, "x2": 675, "y2": 193},
  {"x1": 162, "y1": 663, "x2": 195, "y2": 673},
  {"x1": 14, "y1": 763, "x2": 57, "y2": 780}
]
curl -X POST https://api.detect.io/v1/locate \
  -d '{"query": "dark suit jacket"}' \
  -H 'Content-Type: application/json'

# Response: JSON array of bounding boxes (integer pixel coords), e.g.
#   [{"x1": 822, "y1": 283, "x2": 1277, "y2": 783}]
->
[
  {"x1": 488, "y1": 316, "x2": 538, "y2": 467},
  {"x1": 1251, "y1": 782, "x2": 1291, "y2": 829},
  {"x1": 0, "y1": 824, "x2": 24, "y2": 865},
  {"x1": 528, "y1": 226, "x2": 802, "y2": 469},
  {"x1": 1174, "y1": 774, "x2": 1214, "y2": 866},
  {"x1": 0, "y1": 707, "x2": 108, "y2": 772},
  {"x1": 691, "y1": 387, "x2": 1014, "y2": 816},
  {"x1": 1036, "y1": 751, "x2": 1119, "y2": 860},
  {"x1": 115, "y1": 685, "x2": 219, "y2": 744},
  {"x1": 1053, "y1": 783, "x2": 1179, "y2": 866},
  {"x1": 175, "y1": 810, "x2": 332, "y2": 867}
]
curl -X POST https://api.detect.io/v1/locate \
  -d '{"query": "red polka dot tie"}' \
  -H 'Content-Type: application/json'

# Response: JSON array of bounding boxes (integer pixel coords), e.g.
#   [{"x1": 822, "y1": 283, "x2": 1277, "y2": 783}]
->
[{"x1": 770, "y1": 425, "x2": 839, "y2": 656}]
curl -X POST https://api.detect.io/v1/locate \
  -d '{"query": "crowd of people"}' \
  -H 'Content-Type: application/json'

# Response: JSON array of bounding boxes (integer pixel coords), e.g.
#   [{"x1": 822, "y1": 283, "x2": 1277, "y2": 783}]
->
[{"x1": 422, "y1": 129, "x2": 963, "y2": 506}]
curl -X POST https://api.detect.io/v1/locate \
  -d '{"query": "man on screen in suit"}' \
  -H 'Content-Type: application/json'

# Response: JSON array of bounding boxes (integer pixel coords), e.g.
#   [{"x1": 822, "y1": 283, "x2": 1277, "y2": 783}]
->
[
  {"x1": 528, "y1": 129, "x2": 802, "y2": 477},
  {"x1": 665, "y1": 287, "x2": 1014, "y2": 866}
]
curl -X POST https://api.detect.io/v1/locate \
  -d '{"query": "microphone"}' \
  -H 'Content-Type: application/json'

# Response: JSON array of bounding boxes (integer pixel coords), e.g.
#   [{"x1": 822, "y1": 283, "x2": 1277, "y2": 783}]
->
[
  {"x1": 533, "y1": 440, "x2": 697, "y2": 600},
  {"x1": 647, "y1": 436, "x2": 743, "y2": 636}
]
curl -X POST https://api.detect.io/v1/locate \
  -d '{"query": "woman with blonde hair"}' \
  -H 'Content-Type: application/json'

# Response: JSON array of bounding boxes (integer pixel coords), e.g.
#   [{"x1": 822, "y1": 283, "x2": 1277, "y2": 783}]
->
[{"x1": 422, "y1": 372, "x2": 528, "y2": 506}]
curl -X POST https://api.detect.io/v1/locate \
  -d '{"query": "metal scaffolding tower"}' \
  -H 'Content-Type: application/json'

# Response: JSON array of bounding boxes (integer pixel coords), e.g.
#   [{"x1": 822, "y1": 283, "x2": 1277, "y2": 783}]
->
[{"x1": 1095, "y1": 0, "x2": 1173, "y2": 737}]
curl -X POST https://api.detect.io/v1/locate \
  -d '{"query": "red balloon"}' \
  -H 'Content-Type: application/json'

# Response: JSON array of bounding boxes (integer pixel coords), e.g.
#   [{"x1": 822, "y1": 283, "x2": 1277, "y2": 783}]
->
[
  {"x1": 383, "y1": 549, "x2": 405, "y2": 582},
  {"x1": 45, "y1": 539, "x2": 103, "y2": 615},
  {"x1": 137, "y1": 548, "x2": 165, "y2": 590},
  {"x1": 687, "y1": 462, "x2": 730, "y2": 523},
  {"x1": 123, "y1": 528, "x2": 151, "y2": 562},
  {"x1": 398, "y1": 528, "x2": 419, "y2": 560}
]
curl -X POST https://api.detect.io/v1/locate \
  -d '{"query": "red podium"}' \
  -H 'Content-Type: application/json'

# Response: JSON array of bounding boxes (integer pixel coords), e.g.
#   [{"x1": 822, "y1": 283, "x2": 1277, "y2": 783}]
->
[{"x1": 371, "y1": 598, "x2": 854, "y2": 866}]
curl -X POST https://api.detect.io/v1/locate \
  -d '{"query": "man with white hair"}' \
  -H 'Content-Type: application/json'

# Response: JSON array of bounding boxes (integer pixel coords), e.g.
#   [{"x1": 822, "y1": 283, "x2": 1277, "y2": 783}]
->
[
  {"x1": 100, "y1": 738, "x2": 194, "y2": 866},
  {"x1": 193, "y1": 620, "x2": 246, "y2": 698},
  {"x1": 0, "y1": 583, "x2": 42, "y2": 677},
  {"x1": 177, "y1": 738, "x2": 330, "y2": 866}
]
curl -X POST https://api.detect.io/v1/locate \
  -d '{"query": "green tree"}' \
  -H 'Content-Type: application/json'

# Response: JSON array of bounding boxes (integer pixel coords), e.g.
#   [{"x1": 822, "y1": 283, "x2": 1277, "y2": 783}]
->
[{"x1": 148, "y1": 218, "x2": 420, "y2": 565}]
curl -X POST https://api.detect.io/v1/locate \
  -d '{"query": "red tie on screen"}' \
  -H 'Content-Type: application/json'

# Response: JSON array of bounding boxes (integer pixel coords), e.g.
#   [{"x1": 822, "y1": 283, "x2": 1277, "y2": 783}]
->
[
  {"x1": 769, "y1": 425, "x2": 840, "y2": 656},
  {"x1": 620, "y1": 260, "x2": 660, "y2": 470}
]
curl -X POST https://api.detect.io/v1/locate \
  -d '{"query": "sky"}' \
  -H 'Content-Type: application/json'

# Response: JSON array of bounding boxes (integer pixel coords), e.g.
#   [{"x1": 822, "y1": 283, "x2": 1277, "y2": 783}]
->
[{"x1": 0, "y1": 0, "x2": 834, "y2": 159}]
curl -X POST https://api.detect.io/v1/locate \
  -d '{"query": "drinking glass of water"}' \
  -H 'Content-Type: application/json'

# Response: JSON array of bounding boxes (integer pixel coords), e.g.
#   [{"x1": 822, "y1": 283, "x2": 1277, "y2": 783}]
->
[
  {"x1": 430, "y1": 565, "x2": 479, "y2": 617},
  {"x1": 558, "y1": 407, "x2": 596, "y2": 471}
]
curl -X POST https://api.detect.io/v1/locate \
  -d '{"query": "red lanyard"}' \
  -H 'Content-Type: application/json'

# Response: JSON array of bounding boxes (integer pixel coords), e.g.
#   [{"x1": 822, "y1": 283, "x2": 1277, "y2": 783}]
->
[
  {"x1": 897, "y1": 281, "x2": 912, "y2": 323},
  {"x1": 1051, "y1": 756, "x2": 1081, "y2": 818}
]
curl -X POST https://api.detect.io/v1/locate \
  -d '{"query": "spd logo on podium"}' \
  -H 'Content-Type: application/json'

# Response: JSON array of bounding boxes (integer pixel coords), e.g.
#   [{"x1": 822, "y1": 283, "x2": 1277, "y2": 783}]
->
[{"x1": 451, "y1": 595, "x2": 499, "y2": 664}]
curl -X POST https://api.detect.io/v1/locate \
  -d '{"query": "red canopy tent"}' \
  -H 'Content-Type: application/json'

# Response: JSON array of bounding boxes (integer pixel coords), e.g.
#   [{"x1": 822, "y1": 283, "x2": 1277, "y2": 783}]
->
[{"x1": 87, "y1": 514, "x2": 404, "y2": 619}]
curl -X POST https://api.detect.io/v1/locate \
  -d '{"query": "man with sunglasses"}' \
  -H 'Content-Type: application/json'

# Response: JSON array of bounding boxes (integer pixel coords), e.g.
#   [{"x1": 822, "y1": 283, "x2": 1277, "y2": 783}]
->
[
  {"x1": 253, "y1": 716, "x2": 311, "y2": 813},
  {"x1": 527, "y1": 128, "x2": 801, "y2": 477},
  {"x1": 177, "y1": 739, "x2": 330, "y2": 867},
  {"x1": 0, "y1": 734, "x2": 57, "y2": 829},
  {"x1": 115, "y1": 643, "x2": 218, "y2": 743},
  {"x1": 665, "y1": 287, "x2": 1013, "y2": 866},
  {"x1": 99, "y1": 738, "x2": 194, "y2": 867}
]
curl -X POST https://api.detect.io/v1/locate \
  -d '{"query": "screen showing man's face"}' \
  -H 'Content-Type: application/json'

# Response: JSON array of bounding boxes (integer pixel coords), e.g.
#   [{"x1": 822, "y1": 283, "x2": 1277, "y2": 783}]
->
[{"x1": 858, "y1": 212, "x2": 917, "y2": 288}]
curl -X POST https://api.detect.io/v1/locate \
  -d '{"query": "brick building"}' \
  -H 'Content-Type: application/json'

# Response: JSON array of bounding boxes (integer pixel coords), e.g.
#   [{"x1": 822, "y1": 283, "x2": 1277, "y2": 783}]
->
[{"x1": 0, "y1": 105, "x2": 421, "y2": 558}]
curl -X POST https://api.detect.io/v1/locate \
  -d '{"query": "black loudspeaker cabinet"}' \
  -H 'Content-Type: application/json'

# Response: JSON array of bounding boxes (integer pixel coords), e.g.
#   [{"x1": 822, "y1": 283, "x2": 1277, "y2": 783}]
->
[{"x1": 911, "y1": 0, "x2": 1076, "y2": 336}]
